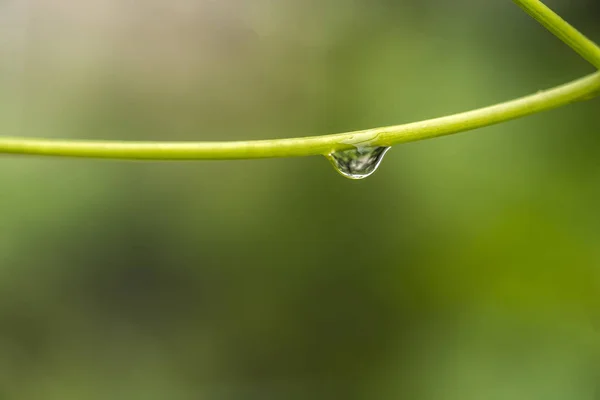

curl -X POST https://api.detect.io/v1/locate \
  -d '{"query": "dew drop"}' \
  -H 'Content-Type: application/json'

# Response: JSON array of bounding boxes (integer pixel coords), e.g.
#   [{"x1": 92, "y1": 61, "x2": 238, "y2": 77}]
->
[{"x1": 325, "y1": 146, "x2": 390, "y2": 180}]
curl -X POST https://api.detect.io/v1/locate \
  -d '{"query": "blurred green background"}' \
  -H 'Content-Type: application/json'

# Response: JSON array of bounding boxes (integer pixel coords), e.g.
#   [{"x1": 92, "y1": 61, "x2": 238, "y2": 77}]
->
[{"x1": 1, "y1": 0, "x2": 600, "y2": 398}]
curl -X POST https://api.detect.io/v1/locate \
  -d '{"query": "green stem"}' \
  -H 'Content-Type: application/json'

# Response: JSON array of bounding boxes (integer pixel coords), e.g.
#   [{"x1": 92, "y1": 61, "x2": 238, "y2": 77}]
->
[
  {"x1": 1, "y1": 0, "x2": 599, "y2": 161},
  {"x1": 512, "y1": 0, "x2": 600, "y2": 69},
  {"x1": 1, "y1": 71, "x2": 599, "y2": 160}
]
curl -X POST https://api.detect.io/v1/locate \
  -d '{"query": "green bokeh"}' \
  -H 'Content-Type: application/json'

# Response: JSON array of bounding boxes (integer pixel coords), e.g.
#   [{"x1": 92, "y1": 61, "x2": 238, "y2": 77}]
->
[{"x1": 1, "y1": 1, "x2": 599, "y2": 398}]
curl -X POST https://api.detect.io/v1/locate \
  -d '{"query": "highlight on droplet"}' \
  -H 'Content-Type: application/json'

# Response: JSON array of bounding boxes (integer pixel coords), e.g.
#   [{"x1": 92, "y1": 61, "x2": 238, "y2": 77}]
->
[{"x1": 325, "y1": 146, "x2": 390, "y2": 180}]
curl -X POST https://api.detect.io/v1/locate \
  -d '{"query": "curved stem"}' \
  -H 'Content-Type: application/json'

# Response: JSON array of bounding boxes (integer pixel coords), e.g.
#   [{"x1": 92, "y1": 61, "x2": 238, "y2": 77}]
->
[
  {"x1": 512, "y1": 0, "x2": 600, "y2": 69},
  {"x1": 1, "y1": 0, "x2": 599, "y2": 161},
  {"x1": 1, "y1": 71, "x2": 599, "y2": 160}
]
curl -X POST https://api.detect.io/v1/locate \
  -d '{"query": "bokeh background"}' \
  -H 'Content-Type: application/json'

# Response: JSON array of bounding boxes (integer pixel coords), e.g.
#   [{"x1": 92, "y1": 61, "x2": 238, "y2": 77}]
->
[{"x1": 1, "y1": 0, "x2": 600, "y2": 398}]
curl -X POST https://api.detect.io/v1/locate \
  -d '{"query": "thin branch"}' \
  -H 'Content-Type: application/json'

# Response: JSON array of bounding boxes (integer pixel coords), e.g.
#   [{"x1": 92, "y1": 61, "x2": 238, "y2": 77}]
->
[
  {"x1": 1, "y1": 0, "x2": 599, "y2": 161},
  {"x1": 1, "y1": 72, "x2": 598, "y2": 160},
  {"x1": 512, "y1": 0, "x2": 600, "y2": 69}
]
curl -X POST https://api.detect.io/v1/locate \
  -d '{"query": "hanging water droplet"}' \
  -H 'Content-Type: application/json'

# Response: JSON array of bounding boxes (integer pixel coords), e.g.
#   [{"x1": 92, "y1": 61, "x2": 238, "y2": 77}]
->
[{"x1": 326, "y1": 146, "x2": 390, "y2": 180}]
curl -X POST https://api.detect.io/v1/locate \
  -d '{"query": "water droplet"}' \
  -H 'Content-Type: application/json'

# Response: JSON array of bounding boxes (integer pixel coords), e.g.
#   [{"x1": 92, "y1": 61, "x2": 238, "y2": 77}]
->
[{"x1": 326, "y1": 146, "x2": 390, "y2": 180}]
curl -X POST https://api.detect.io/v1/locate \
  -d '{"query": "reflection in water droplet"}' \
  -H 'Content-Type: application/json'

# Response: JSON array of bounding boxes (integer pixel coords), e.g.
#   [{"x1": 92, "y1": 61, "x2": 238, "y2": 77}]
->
[{"x1": 326, "y1": 146, "x2": 390, "y2": 180}]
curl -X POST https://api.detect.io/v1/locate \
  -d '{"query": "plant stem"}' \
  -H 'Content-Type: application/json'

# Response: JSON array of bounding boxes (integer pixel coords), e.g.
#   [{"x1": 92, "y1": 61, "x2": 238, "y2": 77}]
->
[
  {"x1": 0, "y1": 0, "x2": 599, "y2": 161},
  {"x1": 512, "y1": 0, "x2": 600, "y2": 69},
  {"x1": 1, "y1": 71, "x2": 598, "y2": 160}
]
